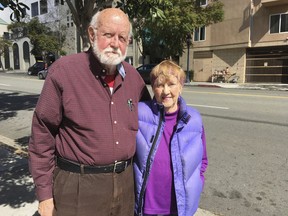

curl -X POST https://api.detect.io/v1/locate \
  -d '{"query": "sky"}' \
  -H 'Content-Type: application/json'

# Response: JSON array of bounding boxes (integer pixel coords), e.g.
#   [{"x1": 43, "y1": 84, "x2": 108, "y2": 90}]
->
[{"x1": 0, "y1": 5, "x2": 13, "y2": 24}]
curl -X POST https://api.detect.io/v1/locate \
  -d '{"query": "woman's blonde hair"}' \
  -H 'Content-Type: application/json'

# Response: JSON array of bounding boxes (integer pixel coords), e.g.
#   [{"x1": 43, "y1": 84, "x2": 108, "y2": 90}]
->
[{"x1": 150, "y1": 60, "x2": 186, "y2": 86}]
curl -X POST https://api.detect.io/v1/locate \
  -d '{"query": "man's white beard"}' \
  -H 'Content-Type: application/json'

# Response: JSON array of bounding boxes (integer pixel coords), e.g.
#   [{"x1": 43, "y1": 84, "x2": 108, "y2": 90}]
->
[{"x1": 92, "y1": 41, "x2": 127, "y2": 66}]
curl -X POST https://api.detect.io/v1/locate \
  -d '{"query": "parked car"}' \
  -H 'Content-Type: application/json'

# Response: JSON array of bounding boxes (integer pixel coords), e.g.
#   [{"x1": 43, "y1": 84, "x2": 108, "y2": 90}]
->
[
  {"x1": 38, "y1": 69, "x2": 48, "y2": 79},
  {"x1": 27, "y1": 61, "x2": 45, "y2": 76},
  {"x1": 136, "y1": 64, "x2": 157, "y2": 84}
]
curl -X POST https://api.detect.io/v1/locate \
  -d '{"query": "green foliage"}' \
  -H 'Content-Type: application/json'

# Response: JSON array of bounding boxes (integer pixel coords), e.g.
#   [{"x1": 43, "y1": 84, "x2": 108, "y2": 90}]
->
[
  {"x1": 0, "y1": 37, "x2": 12, "y2": 54},
  {"x1": 119, "y1": 0, "x2": 224, "y2": 60},
  {"x1": 8, "y1": 18, "x2": 63, "y2": 59},
  {"x1": 59, "y1": 50, "x2": 67, "y2": 56},
  {"x1": 6, "y1": 0, "x2": 224, "y2": 61},
  {"x1": 0, "y1": 37, "x2": 12, "y2": 69},
  {"x1": 0, "y1": 0, "x2": 29, "y2": 22}
]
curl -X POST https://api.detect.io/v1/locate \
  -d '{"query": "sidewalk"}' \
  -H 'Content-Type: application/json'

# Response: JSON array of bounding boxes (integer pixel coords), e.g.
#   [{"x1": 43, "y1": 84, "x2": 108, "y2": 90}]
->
[
  {"x1": 185, "y1": 81, "x2": 288, "y2": 91},
  {"x1": 0, "y1": 142, "x2": 218, "y2": 216}
]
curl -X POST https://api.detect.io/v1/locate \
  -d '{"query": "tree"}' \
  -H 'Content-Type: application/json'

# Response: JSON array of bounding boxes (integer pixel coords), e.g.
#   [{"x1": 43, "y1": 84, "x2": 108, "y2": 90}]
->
[
  {"x1": 0, "y1": 0, "x2": 29, "y2": 21},
  {"x1": 2, "y1": 0, "x2": 168, "y2": 49},
  {"x1": 120, "y1": 0, "x2": 224, "y2": 60},
  {"x1": 8, "y1": 18, "x2": 65, "y2": 61},
  {"x1": 1, "y1": 0, "x2": 168, "y2": 48},
  {"x1": 64, "y1": 0, "x2": 224, "y2": 59},
  {"x1": 0, "y1": 37, "x2": 12, "y2": 69},
  {"x1": 4, "y1": 0, "x2": 224, "y2": 60},
  {"x1": 64, "y1": 0, "x2": 169, "y2": 50}
]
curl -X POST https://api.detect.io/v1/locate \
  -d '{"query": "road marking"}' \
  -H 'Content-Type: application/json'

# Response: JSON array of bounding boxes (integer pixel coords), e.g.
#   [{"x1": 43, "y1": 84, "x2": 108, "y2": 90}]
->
[
  {"x1": 183, "y1": 90, "x2": 288, "y2": 99},
  {"x1": 188, "y1": 103, "x2": 229, "y2": 110},
  {"x1": 0, "y1": 83, "x2": 11, "y2": 86}
]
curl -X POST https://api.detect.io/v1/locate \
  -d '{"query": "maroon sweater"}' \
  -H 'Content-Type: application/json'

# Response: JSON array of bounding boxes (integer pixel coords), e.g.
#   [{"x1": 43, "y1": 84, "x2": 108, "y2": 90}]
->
[{"x1": 28, "y1": 49, "x2": 150, "y2": 201}]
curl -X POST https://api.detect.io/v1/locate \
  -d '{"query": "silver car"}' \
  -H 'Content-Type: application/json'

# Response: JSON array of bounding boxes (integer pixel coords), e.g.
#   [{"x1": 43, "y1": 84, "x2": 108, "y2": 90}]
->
[{"x1": 38, "y1": 69, "x2": 48, "y2": 80}]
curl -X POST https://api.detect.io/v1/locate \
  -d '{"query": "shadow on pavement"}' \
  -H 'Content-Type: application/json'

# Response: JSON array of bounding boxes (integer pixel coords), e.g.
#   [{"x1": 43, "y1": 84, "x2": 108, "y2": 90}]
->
[
  {"x1": 0, "y1": 146, "x2": 36, "y2": 208},
  {"x1": 0, "y1": 91, "x2": 39, "y2": 215},
  {"x1": 0, "y1": 92, "x2": 39, "y2": 121},
  {"x1": 15, "y1": 136, "x2": 31, "y2": 152}
]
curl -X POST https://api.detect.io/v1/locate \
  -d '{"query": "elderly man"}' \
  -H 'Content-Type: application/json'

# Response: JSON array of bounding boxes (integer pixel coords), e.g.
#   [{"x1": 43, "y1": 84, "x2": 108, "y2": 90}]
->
[{"x1": 28, "y1": 8, "x2": 150, "y2": 216}]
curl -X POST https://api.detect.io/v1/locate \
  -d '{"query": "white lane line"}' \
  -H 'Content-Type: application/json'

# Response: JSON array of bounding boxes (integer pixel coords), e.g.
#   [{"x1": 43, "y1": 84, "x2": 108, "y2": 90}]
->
[
  {"x1": 0, "y1": 83, "x2": 11, "y2": 86},
  {"x1": 188, "y1": 103, "x2": 229, "y2": 110}
]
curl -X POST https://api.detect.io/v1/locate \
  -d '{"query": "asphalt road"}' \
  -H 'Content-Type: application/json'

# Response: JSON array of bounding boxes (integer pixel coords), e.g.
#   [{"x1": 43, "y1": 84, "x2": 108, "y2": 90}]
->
[
  {"x1": 180, "y1": 87, "x2": 288, "y2": 216},
  {"x1": 0, "y1": 72, "x2": 288, "y2": 216}
]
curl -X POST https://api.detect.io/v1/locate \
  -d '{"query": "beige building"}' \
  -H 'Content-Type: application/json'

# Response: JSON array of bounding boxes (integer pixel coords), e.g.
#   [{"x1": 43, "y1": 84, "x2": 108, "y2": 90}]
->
[{"x1": 179, "y1": 0, "x2": 288, "y2": 83}]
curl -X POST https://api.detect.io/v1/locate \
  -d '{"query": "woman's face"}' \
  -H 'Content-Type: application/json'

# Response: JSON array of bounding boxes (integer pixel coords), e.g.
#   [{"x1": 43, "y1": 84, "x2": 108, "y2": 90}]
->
[{"x1": 153, "y1": 75, "x2": 182, "y2": 113}]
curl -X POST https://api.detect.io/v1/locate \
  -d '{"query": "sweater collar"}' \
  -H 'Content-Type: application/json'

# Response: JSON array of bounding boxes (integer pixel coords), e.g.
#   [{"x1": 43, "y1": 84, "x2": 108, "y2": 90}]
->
[{"x1": 151, "y1": 96, "x2": 191, "y2": 124}]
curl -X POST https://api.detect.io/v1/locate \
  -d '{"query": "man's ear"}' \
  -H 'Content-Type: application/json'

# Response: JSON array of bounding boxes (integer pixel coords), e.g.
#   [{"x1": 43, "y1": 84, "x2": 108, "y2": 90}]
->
[{"x1": 88, "y1": 26, "x2": 95, "y2": 44}]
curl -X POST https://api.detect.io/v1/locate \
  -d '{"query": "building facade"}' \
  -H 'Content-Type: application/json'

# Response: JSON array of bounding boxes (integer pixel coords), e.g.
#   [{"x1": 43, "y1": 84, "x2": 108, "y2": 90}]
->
[
  {"x1": 0, "y1": 0, "x2": 142, "y2": 72},
  {"x1": 179, "y1": 0, "x2": 288, "y2": 83},
  {"x1": 0, "y1": 0, "x2": 72, "y2": 71}
]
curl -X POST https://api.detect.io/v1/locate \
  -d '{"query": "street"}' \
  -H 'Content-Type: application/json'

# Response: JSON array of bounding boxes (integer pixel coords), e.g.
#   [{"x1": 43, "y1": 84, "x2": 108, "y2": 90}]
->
[
  {"x1": 0, "y1": 72, "x2": 288, "y2": 216},
  {"x1": 181, "y1": 87, "x2": 288, "y2": 216}
]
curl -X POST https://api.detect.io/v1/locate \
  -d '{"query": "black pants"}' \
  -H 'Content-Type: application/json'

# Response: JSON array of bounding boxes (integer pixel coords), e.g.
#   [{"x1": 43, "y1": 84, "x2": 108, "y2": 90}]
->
[{"x1": 53, "y1": 165, "x2": 134, "y2": 216}]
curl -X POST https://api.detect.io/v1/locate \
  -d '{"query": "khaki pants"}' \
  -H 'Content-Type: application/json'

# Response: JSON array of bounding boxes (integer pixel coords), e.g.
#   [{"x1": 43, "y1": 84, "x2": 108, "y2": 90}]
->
[{"x1": 53, "y1": 165, "x2": 134, "y2": 216}]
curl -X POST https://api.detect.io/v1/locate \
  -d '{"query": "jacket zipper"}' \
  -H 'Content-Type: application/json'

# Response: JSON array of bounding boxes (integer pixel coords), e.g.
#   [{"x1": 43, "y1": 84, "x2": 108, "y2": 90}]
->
[{"x1": 137, "y1": 106, "x2": 164, "y2": 215}]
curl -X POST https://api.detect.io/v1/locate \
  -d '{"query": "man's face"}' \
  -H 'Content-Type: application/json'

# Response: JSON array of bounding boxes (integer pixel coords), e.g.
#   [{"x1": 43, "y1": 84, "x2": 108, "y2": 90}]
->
[{"x1": 91, "y1": 13, "x2": 130, "y2": 66}]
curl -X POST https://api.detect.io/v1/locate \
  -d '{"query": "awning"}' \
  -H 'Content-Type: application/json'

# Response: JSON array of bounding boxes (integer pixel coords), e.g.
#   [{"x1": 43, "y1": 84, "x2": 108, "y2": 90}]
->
[{"x1": 261, "y1": 0, "x2": 288, "y2": 7}]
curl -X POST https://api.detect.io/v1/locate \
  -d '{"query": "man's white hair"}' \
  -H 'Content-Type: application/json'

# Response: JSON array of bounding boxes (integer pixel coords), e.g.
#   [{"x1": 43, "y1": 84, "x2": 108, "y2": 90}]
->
[{"x1": 89, "y1": 9, "x2": 133, "y2": 37}]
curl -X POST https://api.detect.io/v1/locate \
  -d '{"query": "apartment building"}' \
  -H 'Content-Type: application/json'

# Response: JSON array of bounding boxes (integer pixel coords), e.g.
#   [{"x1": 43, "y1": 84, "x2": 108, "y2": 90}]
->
[
  {"x1": 179, "y1": 0, "x2": 288, "y2": 83},
  {"x1": 0, "y1": 0, "x2": 140, "y2": 71},
  {"x1": 0, "y1": 0, "x2": 76, "y2": 71}
]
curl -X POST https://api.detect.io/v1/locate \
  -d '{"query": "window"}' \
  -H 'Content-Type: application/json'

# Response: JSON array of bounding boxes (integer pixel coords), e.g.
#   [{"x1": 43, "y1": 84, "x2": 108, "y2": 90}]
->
[
  {"x1": 40, "y1": 0, "x2": 48, "y2": 15},
  {"x1": 3, "y1": 32, "x2": 11, "y2": 40},
  {"x1": 66, "y1": 15, "x2": 74, "y2": 28},
  {"x1": 194, "y1": 26, "x2": 206, "y2": 41},
  {"x1": 23, "y1": 41, "x2": 30, "y2": 61},
  {"x1": 270, "y1": 13, "x2": 288, "y2": 33},
  {"x1": 55, "y1": 0, "x2": 59, "y2": 6},
  {"x1": 31, "y1": 2, "x2": 39, "y2": 17},
  {"x1": 197, "y1": 0, "x2": 207, "y2": 7}
]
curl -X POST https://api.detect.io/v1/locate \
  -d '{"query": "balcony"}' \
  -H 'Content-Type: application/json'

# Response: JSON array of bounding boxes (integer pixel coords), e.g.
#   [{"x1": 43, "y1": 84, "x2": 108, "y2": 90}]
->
[{"x1": 262, "y1": 0, "x2": 288, "y2": 7}]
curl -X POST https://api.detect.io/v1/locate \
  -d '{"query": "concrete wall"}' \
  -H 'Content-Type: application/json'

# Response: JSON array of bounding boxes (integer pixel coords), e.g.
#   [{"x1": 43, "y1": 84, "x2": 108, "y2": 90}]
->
[{"x1": 252, "y1": 1, "x2": 288, "y2": 47}]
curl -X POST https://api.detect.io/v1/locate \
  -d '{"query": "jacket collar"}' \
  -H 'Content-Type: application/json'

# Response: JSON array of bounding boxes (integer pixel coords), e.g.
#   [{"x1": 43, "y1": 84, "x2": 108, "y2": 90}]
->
[{"x1": 151, "y1": 96, "x2": 191, "y2": 124}]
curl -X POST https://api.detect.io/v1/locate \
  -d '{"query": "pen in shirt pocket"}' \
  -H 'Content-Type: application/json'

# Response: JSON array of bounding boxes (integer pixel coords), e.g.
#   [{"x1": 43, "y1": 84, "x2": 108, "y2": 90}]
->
[{"x1": 127, "y1": 99, "x2": 133, "y2": 111}]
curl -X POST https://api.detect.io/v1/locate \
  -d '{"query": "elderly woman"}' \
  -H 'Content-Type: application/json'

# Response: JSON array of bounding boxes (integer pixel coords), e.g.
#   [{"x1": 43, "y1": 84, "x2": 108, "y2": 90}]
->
[{"x1": 134, "y1": 60, "x2": 208, "y2": 216}]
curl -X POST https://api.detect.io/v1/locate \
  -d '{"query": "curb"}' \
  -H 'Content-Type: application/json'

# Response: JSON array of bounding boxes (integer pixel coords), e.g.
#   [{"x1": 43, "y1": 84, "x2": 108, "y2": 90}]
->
[
  {"x1": 196, "y1": 84, "x2": 221, "y2": 88},
  {"x1": 0, "y1": 135, "x2": 28, "y2": 158}
]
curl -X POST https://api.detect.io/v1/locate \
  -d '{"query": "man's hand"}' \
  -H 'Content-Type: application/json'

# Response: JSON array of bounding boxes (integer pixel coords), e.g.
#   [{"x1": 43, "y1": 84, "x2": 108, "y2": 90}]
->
[{"x1": 38, "y1": 198, "x2": 55, "y2": 216}]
